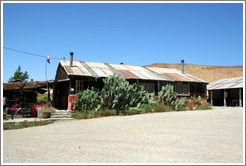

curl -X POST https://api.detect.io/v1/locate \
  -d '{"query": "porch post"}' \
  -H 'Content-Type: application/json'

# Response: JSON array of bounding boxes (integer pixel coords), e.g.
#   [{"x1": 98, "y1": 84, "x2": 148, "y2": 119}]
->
[
  {"x1": 239, "y1": 88, "x2": 242, "y2": 107},
  {"x1": 52, "y1": 81, "x2": 56, "y2": 108},
  {"x1": 47, "y1": 81, "x2": 50, "y2": 102},
  {"x1": 157, "y1": 81, "x2": 160, "y2": 92},
  {"x1": 210, "y1": 91, "x2": 213, "y2": 106},
  {"x1": 224, "y1": 89, "x2": 227, "y2": 106}
]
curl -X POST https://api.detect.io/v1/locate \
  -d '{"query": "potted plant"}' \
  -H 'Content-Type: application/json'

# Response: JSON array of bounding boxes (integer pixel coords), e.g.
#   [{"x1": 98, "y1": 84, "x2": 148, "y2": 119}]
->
[
  {"x1": 41, "y1": 108, "x2": 53, "y2": 119},
  {"x1": 3, "y1": 110, "x2": 7, "y2": 120}
]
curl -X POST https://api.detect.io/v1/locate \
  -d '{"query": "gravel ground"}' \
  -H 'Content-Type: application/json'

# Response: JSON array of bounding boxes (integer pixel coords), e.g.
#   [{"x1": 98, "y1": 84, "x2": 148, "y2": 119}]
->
[{"x1": 3, "y1": 107, "x2": 244, "y2": 164}]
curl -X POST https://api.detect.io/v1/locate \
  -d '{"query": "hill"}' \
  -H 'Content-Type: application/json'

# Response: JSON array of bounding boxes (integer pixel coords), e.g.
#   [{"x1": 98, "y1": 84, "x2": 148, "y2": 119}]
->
[{"x1": 145, "y1": 63, "x2": 243, "y2": 83}]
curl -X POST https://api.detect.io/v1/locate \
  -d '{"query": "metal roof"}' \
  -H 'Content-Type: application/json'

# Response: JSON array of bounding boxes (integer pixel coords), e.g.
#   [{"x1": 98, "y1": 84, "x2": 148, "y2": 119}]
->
[
  {"x1": 59, "y1": 60, "x2": 207, "y2": 83},
  {"x1": 3, "y1": 81, "x2": 54, "y2": 93},
  {"x1": 207, "y1": 77, "x2": 243, "y2": 90},
  {"x1": 146, "y1": 67, "x2": 207, "y2": 83},
  {"x1": 109, "y1": 63, "x2": 168, "y2": 81},
  {"x1": 60, "y1": 60, "x2": 92, "y2": 76}
]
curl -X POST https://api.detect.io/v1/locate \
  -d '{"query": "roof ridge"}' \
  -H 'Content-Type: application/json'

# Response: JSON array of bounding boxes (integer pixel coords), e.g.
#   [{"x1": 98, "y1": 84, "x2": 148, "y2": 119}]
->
[
  {"x1": 80, "y1": 61, "x2": 99, "y2": 78},
  {"x1": 104, "y1": 63, "x2": 126, "y2": 78},
  {"x1": 143, "y1": 66, "x2": 173, "y2": 82},
  {"x1": 61, "y1": 59, "x2": 180, "y2": 70}
]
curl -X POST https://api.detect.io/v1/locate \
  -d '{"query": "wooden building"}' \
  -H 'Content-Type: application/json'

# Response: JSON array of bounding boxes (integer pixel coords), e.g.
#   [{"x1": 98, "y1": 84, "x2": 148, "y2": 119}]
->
[
  {"x1": 208, "y1": 77, "x2": 243, "y2": 107},
  {"x1": 53, "y1": 53, "x2": 208, "y2": 110},
  {"x1": 3, "y1": 80, "x2": 53, "y2": 107}
]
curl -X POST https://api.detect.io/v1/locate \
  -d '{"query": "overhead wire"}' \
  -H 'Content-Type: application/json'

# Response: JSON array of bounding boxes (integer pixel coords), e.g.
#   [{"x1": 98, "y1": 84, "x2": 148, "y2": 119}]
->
[{"x1": 3, "y1": 47, "x2": 61, "y2": 60}]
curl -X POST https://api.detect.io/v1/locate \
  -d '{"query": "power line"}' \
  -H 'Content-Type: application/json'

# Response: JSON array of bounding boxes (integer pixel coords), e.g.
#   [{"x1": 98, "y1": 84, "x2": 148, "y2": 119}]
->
[{"x1": 3, "y1": 47, "x2": 61, "y2": 60}]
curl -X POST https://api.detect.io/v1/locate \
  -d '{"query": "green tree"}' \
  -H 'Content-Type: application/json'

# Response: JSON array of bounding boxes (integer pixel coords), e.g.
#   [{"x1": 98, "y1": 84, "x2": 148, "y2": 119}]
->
[{"x1": 8, "y1": 65, "x2": 29, "y2": 82}]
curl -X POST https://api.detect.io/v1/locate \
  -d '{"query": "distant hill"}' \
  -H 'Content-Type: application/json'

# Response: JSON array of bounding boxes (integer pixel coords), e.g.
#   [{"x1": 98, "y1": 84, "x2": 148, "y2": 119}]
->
[{"x1": 145, "y1": 63, "x2": 243, "y2": 83}]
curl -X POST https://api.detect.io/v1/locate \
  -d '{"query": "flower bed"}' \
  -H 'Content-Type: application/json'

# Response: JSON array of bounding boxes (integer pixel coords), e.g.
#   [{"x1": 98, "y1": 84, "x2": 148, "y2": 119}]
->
[{"x1": 31, "y1": 103, "x2": 52, "y2": 118}]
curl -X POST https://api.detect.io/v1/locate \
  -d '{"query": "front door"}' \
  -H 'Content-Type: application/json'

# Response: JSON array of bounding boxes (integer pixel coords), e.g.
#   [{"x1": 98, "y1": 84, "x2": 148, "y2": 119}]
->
[{"x1": 54, "y1": 81, "x2": 69, "y2": 110}]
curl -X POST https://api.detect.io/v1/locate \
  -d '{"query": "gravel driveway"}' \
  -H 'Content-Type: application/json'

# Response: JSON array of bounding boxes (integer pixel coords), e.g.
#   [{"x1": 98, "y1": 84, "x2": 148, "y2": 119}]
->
[{"x1": 3, "y1": 107, "x2": 244, "y2": 164}]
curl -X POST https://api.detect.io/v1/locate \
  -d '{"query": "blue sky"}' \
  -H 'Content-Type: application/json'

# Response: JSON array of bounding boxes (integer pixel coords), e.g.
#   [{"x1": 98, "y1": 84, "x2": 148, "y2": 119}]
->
[{"x1": 2, "y1": 2, "x2": 244, "y2": 83}]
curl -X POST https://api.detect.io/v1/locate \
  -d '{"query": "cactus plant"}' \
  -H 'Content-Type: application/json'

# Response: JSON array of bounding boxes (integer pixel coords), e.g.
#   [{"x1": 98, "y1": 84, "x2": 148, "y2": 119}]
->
[
  {"x1": 99, "y1": 74, "x2": 149, "y2": 115},
  {"x1": 157, "y1": 85, "x2": 177, "y2": 108},
  {"x1": 157, "y1": 85, "x2": 188, "y2": 111},
  {"x1": 72, "y1": 87, "x2": 100, "y2": 113}
]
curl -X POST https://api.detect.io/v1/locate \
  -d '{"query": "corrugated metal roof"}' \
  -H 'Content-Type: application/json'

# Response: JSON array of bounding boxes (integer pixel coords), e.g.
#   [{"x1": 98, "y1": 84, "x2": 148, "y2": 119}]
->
[
  {"x1": 146, "y1": 67, "x2": 207, "y2": 83},
  {"x1": 109, "y1": 63, "x2": 168, "y2": 81},
  {"x1": 207, "y1": 77, "x2": 243, "y2": 90},
  {"x1": 59, "y1": 60, "x2": 207, "y2": 83},
  {"x1": 85, "y1": 61, "x2": 115, "y2": 77},
  {"x1": 60, "y1": 60, "x2": 92, "y2": 76}
]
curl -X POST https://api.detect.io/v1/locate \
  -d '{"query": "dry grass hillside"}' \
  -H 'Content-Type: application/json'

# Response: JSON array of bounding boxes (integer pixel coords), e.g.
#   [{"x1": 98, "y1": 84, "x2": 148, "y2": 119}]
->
[{"x1": 146, "y1": 63, "x2": 243, "y2": 83}]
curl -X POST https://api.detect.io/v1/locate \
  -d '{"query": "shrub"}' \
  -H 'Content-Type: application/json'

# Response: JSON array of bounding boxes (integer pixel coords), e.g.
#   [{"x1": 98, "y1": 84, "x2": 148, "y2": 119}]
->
[
  {"x1": 72, "y1": 87, "x2": 100, "y2": 113},
  {"x1": 142, "y1": 104, "x2": 154, "y2": 113},
  {"x1": 3, "y1": 111, "x2": 7, "y2": 120},
  {"x1": 187, "y1": 102, "x2": 194, "y2": 110},
  {"x1": 177, "y1": 106, "x2": 188, "y2": 111},
  {"x1": 142, "y1": 102, "x2": 172, "y2": 113},
  {"x1": 37, "y1": 95, "x2": 48, "y2": 104},
  {"x1": 175, "y1": 97, "x2": 188, "y2": 111},
  {"x1": 190, "y1": 95, "x2": 204, "y2": 109},
  {"x1": 125, "y1": 107, "x2": 141, "y2": 115},
  {"x1": 97, "y1": 109, "x2": 117, "y2": 117},
  {"x1": 31, "y1": 104, "x2": 52, "y2": 118},
  {"x1": 197, "y1": 101, "x2": 212, "y2": 110},
  {"x1": 37, "y1": 95, "x2": 52, "y2": 105},
  {"x1": 41, "y1": 108, "x2": 53, "y2": 114},
  {"x1": 71, "y1": 112, "x2": 89, "y2": 119},
  {"x1": 153, "y1": 103, "x2": 172, "y2": 112},
  {"x1": 71, "y1": 111, "x2": 100, "y2": 119}
]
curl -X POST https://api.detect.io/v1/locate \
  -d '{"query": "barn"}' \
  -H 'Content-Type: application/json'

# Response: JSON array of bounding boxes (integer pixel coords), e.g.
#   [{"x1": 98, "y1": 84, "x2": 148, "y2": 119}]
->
[
  {"x1": 53, "y1": 53, "x2": 208, "y2": 110},
  {"x1": 208, "y1": 77, "x2": 243, "y2": 107}
]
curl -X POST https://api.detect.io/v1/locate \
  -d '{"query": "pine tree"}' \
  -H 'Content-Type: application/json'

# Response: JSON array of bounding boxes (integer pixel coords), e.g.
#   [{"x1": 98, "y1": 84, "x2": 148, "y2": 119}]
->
[{"x1": 8, "y1": 65, "x2": 29, "y2": 82}]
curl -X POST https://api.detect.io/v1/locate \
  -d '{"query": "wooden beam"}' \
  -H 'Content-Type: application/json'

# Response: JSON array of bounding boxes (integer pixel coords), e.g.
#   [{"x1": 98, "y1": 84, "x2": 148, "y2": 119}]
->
[
  {"x1": 239, "y1": 88, "x2": 242, "y2": 107},
  {"x1": 210, "y1": 91, "x2": 213, "y2": 106},
  {"x1": 157, "y1": 81, "x2": 160, "y2": 92},
  {"x1": 224, "y1": 89, "x2": 227, "y2": 106}
]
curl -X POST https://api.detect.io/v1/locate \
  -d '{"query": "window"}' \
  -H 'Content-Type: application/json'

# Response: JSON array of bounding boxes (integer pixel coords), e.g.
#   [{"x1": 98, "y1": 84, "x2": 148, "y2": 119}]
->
[
  {"x1": 141, "y1": 83, "x2": 155, "y2": 93},
  {"x1": 175, "y1": 83, "x2": 190, "y2": 96},
  {"x1": 76, "y1": 80, "x2": 83, "y2": 93}
]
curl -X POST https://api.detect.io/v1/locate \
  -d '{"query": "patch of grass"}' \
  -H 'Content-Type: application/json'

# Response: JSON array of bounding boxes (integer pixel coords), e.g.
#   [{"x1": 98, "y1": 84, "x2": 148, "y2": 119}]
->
[
  {"x1": 71, "y1": 112, "x2": 89, "y2": 119},
  {"x1": 177, "y1": 106, "x2": 189, "y2": 111},
  {"x1": 71, "y1": 101, "x2": 212, "y2": 121},
  {"x1": 3, "y1": 111, "x2": 7, "y2": 120},
  {"x1": 142, "y1": 104, "x2": 153, "y2": 113},
  {"x1": 125, "y1": 107, "x2": 141, "y2": 115},
  {"x1": 153, "y1": 104, "x2": 172, "y2": 112},
  {"x1": 142, "y1": 103, "x2": 173, "y2": 113},
  {"x1": 3, "y1": 120, "x2": 53, "y2": 130},
  {"x1": 197, "y1": 102, "x2": 212, "y2": 110},
  {"x1": 97, "y1": 109, "x2": 117, "y2": 117}
]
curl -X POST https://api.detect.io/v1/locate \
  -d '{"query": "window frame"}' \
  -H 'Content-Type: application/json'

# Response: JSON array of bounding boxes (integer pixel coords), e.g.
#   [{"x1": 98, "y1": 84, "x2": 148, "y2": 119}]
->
[
  {"x1": 175, "y1": 82, "x2": 190, "y2": 96},
  {"x1": 141, "y1": 83, "x2": 155, "y2": 93},
  {"x1": 75, "y1": 80, "x2": 83, "y2": 93}
]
